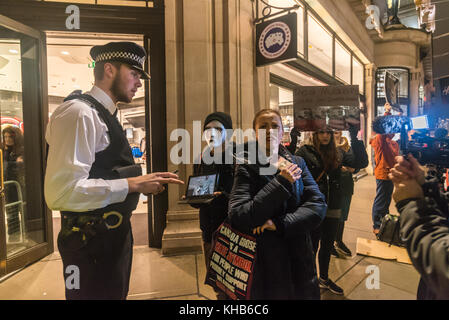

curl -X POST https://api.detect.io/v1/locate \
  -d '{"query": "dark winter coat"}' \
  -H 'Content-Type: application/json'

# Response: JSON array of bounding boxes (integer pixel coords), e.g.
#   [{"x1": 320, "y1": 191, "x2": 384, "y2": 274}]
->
[
  {"x1": 296, "y1": 137, "x2": 368, "y2": 213},
  {"x1": 190, "y1": 145, "x2": 235, "y2": 243},
  {"x1": 396, "y1": 176, "x2": 449, "y2": 300},
  {"x1": 228, "y1": 144, "x2": 327, "y2": 300}
]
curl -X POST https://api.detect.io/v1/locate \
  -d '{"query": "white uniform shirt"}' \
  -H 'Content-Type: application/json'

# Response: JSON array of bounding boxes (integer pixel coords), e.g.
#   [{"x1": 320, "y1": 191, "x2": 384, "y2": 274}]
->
[{"x1": 44, "y1": 86, "x2": 129, "y2": 212}]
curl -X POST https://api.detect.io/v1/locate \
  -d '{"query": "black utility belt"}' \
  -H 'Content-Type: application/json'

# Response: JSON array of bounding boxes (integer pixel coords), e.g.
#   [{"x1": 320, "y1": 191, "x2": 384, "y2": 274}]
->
[
  {"x1": 61, "y1": 210, "x2": 129, "y2": 232},
  {"x1": 59, "y1": 211, "x2": 131, "y2": 250}
]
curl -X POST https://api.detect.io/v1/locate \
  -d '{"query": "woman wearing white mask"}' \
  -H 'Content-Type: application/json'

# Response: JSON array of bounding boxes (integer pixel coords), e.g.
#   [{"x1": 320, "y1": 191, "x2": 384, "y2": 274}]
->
[{"x1": 189, "y1": 112, "x2": 235, "y2": 300}]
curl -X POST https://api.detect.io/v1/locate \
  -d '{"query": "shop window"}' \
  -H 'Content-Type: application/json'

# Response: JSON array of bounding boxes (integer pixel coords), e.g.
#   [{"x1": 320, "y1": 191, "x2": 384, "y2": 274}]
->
[
  {"x1": 307, "y1": 13, "x2": 332, "y2": 75},
  {"x1": 376, "y1": 68, "x2": 409, "y2": 99},
  {"x1": 375, "y1": 67, "x2": 410, "y2": 116},
  {"x1": 268, "y1": 0, "x2": 304, "y2": 57},
  {"x1": 353, "y1": 57, "x2": 364, "y2": 94},
  {"x1": 269, "y1": 83, "x2": 294, "y2": 143},
  {"x1": 335, "y1": 40, "x2": 351, "y2": 84}
]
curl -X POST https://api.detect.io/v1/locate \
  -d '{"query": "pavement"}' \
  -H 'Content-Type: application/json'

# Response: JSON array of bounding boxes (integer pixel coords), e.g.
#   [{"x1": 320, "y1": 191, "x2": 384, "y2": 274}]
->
[{"x1": 0, "y1": 174, "x2": 421, "y2": 300}]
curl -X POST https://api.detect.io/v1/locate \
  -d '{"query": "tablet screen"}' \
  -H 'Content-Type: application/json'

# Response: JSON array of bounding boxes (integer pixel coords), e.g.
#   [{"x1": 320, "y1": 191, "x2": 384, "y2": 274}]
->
[{"x1": 186, "y1": 174, "x2": 217, "y2": 197}]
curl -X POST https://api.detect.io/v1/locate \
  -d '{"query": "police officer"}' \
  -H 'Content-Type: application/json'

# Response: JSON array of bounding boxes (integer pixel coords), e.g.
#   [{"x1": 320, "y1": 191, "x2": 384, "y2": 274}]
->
[{"x1": 45, "y1": 42, "x2": 184, "y2": 300}]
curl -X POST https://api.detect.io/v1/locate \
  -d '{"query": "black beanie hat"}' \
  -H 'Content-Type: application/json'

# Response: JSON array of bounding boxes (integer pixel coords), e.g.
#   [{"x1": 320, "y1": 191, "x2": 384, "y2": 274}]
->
[{"x1": 203, "y1": 112, "x2": 233, "y2": 131}]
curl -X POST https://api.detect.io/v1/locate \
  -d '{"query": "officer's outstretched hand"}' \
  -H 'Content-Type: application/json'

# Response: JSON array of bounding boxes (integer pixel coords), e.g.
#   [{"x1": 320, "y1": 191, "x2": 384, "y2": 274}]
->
[{"x1": 127, "y1": 172, "x2": 184, "y2": 195}]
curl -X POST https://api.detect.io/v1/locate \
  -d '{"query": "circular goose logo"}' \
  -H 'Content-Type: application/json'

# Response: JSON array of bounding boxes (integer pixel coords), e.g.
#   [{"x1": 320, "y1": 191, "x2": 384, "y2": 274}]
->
[{"x1": 258, "y1": 21, "x2": 292, "y2": 59}]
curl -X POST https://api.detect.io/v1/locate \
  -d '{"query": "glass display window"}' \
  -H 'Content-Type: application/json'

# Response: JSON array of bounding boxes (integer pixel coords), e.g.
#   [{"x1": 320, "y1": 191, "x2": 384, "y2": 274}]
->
[
  {"x1": 335, "y1": 40, "x2": 351, "y2": 84},
  {"x1": 269, "y1": 83, "x2": 294, "y2": 143},
  {"x1": 307, "y1": 13, "x2": 332, "y2": 75},
  {"x1": 375, "y1": 67, "x2": 410, "y2": 116},
  {"x1": 353, "y1": 57, "x2": 364, "y2": 94}
]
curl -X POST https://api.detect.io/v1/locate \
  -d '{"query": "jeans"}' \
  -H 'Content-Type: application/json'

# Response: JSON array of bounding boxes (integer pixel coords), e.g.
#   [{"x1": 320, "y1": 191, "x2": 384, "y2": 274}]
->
[{"x1": 372, "y1": 179, "x2": 394, "y2": 230}]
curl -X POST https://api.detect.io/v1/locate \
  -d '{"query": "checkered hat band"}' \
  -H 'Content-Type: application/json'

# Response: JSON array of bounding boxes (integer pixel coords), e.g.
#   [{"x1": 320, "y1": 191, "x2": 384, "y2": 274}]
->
[{"x1": 95, "y1": 51, "x2": 145, "y2": 65}]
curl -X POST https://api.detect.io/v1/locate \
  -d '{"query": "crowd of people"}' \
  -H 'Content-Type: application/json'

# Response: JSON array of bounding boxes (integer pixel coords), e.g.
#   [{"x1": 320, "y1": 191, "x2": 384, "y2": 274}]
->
[
  {"x1": 191, "y1": 108, "x2": 369, "y2": 299},
  {"x1": 194, "y1": 107, "x2": 449, "y2": 301}
]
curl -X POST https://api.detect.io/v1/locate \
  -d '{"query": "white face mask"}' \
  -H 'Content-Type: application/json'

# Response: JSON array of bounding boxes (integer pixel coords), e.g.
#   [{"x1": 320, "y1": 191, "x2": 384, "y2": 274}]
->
[{"x1": 204, "y1": 120, "x2": 227, "y2": 149}]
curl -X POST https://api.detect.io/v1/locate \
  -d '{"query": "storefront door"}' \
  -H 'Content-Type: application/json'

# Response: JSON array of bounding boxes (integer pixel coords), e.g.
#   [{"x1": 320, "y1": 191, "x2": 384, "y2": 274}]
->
[
  {"x1": 0, "y1": 14, "x2": 52, "y2": 278},
  {"x1": 0, "y1": 1, "x2": 167, "y2": 255}
]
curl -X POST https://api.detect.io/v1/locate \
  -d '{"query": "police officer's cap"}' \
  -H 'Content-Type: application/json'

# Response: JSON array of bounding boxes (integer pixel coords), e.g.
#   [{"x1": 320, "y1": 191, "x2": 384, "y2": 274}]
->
[{"x1": 90, "y1": 42, "x2": 150, "y2": 80}]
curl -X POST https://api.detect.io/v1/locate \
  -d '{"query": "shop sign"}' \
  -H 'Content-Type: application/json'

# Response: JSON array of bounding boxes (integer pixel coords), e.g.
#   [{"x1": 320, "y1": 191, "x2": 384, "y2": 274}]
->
[
  {"x1": 256, "y1": 13, "x2": 297, "y2": 67},
  {"x1": 293, "y1": 85, "x2": 360, "y2": 131}
]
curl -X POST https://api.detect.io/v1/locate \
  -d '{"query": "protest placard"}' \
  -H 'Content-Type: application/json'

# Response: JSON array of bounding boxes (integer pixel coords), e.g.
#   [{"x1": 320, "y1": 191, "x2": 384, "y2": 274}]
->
[
  {"x1": 293, "y1": 85, "x2": 361, "y2": 131},
  {"x1": 205, "y1": 223, "x2": 257, "y2": 300}
]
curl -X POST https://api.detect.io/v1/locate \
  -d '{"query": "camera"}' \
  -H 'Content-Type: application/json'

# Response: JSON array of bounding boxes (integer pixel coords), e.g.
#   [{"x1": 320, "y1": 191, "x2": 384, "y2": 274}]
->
[
  {"x1": 401, "y1": 115, "x2": 449, "y2": 169},
  {"x1": 373, "y1": 114, "x2": 449, "y2": 169}
]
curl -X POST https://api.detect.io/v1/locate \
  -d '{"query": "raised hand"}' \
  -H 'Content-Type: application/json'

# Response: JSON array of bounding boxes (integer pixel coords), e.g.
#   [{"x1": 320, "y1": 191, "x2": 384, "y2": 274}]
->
[{"x1": 278, "y1": 157, "x2": 302, "y2": 184}]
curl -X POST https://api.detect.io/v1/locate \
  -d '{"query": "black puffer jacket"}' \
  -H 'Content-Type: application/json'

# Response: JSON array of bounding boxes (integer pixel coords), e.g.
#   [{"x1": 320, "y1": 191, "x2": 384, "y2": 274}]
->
[
  {"x1": 190, "y1": 145, "x2": 235, "y2": 243},
  {"x1": 396, "y1": 176, "x2": 449, "y2": 300},
  {"x1": 228, "y1": 144, "x2": 327, "y2": 299}
]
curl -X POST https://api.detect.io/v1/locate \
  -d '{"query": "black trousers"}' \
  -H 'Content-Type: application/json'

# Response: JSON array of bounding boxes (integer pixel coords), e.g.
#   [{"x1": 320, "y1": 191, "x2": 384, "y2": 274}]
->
[
  {"x1": 311, "y1": 217, "x2": 340, "y2": 280},
  {"x1": 58, "y1": 215, "x2": 133, "y2": 300}
]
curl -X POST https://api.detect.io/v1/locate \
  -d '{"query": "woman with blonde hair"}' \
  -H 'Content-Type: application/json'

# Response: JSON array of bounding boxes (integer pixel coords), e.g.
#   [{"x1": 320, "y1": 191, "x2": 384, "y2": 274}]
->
[{"x1": 333, "y1": 131, "x2": 356, "y2": 257}]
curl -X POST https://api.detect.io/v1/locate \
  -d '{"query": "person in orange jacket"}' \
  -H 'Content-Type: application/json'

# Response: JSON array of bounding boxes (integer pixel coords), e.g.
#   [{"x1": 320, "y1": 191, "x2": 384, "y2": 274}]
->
[{"x1": 370, "y1": 132, "x2": 399, "y2": 235}]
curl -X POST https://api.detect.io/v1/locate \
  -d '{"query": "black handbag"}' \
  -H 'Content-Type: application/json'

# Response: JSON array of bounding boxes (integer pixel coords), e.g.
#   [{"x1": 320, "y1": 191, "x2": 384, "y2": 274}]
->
[{"x1": 376, "y1": 214, "x2": 404, "y2": 247}]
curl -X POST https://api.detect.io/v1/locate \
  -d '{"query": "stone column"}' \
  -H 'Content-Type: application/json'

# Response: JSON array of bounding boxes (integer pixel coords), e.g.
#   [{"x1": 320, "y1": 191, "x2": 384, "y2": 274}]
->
[{"x1": 163, "y1": 0, "x2": 215, "y2": 254}]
